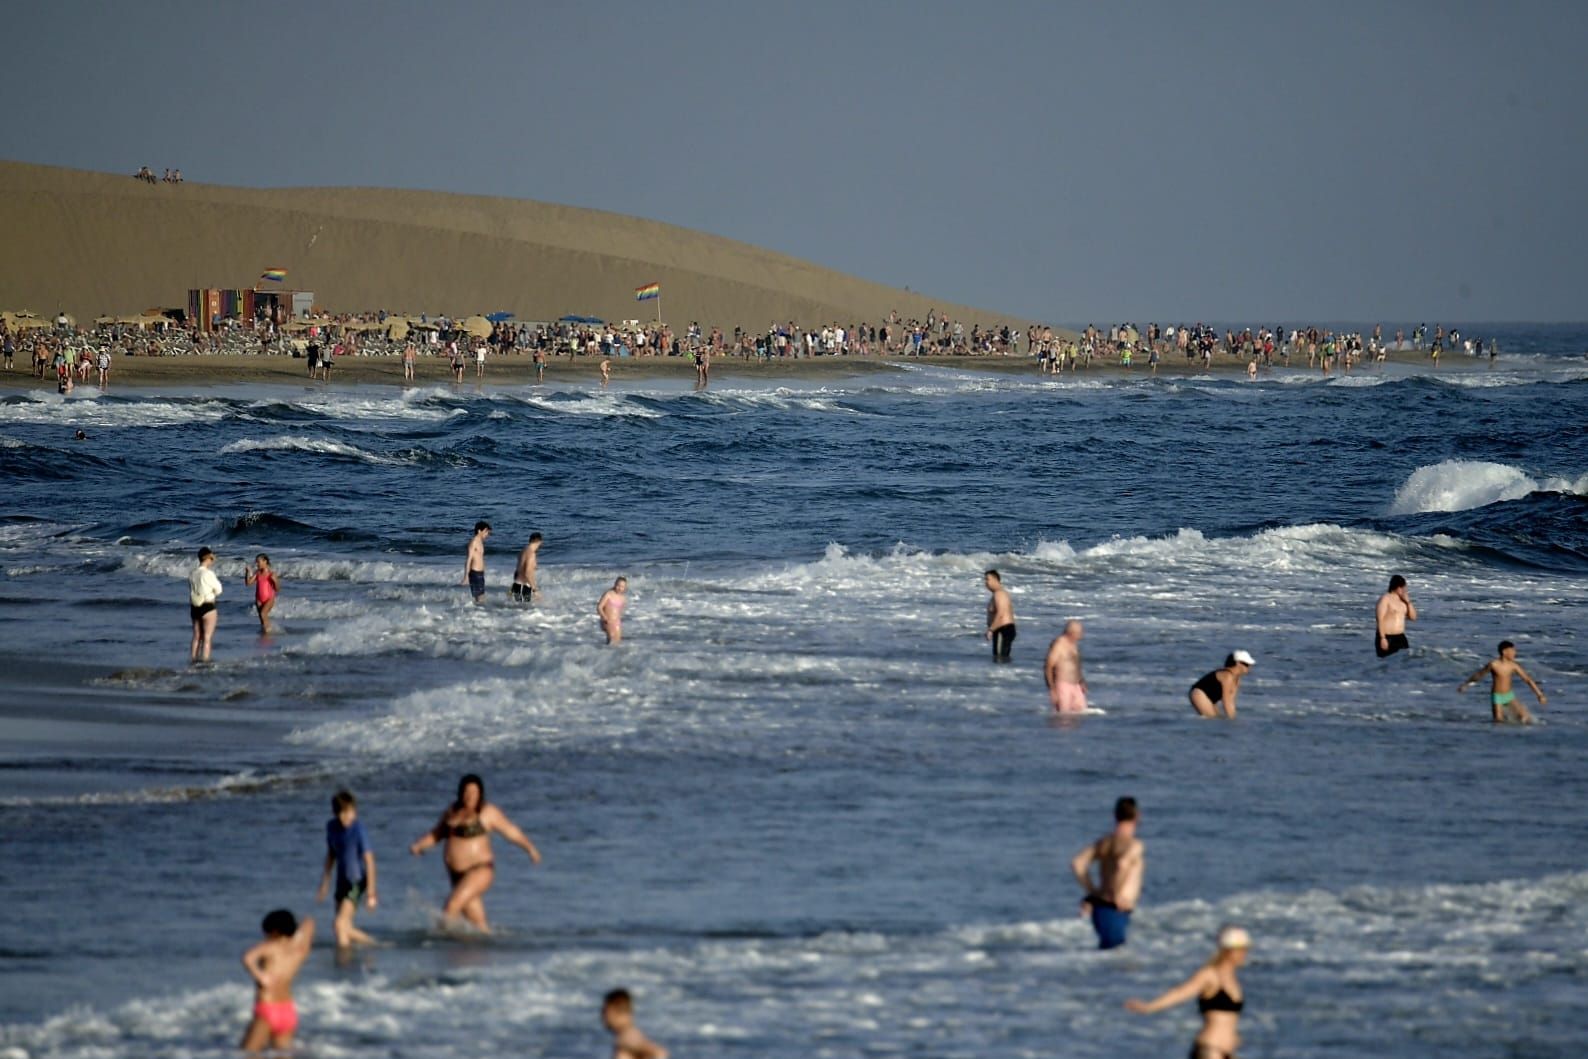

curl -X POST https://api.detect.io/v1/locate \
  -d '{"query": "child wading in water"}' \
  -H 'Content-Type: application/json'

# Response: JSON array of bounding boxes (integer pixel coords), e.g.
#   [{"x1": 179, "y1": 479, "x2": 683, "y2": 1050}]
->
[
  {"x1": 1459, "y1": 639, "x2": 1547, "y2": 723},
  {"x1": 244, "y1": 554, "x2": 280, "y2": 633},
  {"x1": 316, "y1": 789, "x2": 378, "y2": 946},
  {"x1": 603, "y1": 989, "x2": 669, "y2": 1059},
  {"x1": 240, "y1": 909, "x2": 314, "y2": 1052}
]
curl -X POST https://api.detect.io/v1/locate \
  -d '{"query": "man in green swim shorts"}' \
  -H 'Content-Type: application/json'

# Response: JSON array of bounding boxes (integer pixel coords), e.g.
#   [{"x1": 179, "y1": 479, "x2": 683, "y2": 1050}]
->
[{"x1": 1458, "y1": 640, "x2": 1547, "y2": 724}]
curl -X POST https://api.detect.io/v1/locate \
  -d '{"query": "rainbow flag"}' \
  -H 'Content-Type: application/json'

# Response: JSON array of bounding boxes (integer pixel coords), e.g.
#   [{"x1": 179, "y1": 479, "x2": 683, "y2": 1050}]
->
[
  {"x1": 260, "y1": 268, "x2": 288, "y2": 283},
  {"x1": 634, "y1": 282, "x2": 660, "y2": 301}
]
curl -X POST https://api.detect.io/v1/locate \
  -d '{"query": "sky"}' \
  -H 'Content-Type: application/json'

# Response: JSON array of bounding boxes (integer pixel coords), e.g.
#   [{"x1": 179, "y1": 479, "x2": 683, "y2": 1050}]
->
[{"x1": 3, "y1": 0, "x2": 1586, "y2": 323}]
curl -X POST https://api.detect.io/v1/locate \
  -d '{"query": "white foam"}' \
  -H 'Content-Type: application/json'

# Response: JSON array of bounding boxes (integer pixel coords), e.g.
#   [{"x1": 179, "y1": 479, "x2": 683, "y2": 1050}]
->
[
  {"x1": 220, "y1": 434, "x2": 406, "y2": 464},
  {"x1": 1388, "y1": 459, "x2": 1588, "y2": 515},
  {"x1": 117, "y1": 550, "x2": 454, "y2": 585},
  {"x1": 0, "y1": 392, "x2": 232, "y2": 427}
]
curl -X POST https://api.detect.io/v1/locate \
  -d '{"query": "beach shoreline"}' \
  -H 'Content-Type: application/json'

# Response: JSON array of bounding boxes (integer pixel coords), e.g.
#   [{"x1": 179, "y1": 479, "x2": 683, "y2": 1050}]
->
[{"x1": 0, "y1": 350, "x2": 1508, "y2": 391}]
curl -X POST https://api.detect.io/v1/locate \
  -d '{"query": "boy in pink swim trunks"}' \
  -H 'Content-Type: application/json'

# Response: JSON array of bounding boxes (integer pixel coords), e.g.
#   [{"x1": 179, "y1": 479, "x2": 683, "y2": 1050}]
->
[
  {"x1": 1044, "y1": 620, "x2": 1088, "y2": 713},
  {"x1": 240, "y1": 908, "x2": 314, "y2": 1052}
]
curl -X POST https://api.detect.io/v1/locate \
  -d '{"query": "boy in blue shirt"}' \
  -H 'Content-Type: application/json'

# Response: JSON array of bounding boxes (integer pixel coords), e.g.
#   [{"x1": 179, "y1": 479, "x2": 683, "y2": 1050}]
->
[{"x1": 316, "y1": 789, "x2": 378, "y2": 947}]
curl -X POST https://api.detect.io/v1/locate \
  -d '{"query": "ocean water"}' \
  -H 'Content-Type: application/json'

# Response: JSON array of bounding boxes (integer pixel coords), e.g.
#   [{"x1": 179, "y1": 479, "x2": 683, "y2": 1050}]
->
[{"x1": 1, "y1": 345, "x2": 1586, "y2": 1058}]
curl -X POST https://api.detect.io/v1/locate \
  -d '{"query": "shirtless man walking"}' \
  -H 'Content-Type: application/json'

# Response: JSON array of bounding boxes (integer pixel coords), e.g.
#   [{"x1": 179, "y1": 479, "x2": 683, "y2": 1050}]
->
[
  {"x1": 511, "y1": 532, "x2": 542, "y2": 603},
  {"x1": 1459, "y1": 640, "x2": 1547, "y2": 724},
  {"x1": 1044, "y1": 620, "x2": 1087, "y2": 713},
  {"x1": 462, "y1": 521, "x2": 491, "y2": 604},
  {"x1": 1071, "y1": 796, "x2": 1144, "y2": 950},
  {"x1": 984, "y1": 570, "x2": 1016, "y2": 663},
  {"x1": 1375, "y1": 574, "x2": 1418, "y2": 657}
]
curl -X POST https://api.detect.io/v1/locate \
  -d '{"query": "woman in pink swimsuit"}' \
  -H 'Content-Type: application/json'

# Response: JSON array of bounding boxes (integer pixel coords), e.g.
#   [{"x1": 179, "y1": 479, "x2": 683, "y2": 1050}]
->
[
  {"x1": 245, "y1": 554, "x2": 279, "y2": 633},
  {"x1": 597, "y1": 577, "x2": 628, "y2": 645}
]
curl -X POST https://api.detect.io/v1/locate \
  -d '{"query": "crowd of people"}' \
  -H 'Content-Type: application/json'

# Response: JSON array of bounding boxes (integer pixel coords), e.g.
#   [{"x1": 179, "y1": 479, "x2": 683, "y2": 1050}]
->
[
  {"x1": 133, "y1": 166, "x2": 184, "y2": 184},
  {"x1": 3, "y1": 305, "x2": 1511, "y2": 395},
  {"x1": 186, "y1": 519, "x2": 1550, "y2": 1053}
]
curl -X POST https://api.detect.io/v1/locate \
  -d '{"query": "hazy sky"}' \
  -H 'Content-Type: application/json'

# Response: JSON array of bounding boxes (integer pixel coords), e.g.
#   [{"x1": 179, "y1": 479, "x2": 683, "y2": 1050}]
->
[{"x1": 4, "y1": 1, "x2": 1585, "y2": 322}]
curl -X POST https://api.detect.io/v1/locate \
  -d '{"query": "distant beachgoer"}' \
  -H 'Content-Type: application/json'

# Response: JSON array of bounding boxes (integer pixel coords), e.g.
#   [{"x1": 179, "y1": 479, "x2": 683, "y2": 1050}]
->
[
  {"x1": 239, "y1": 909, "x2": 314, "y2": 1052},
  {"x1": 476, "y1": 343, "x2": 487, "y2": 378},
  {"x1": 1044, "y1": 620, "x2": 1088, "y2": 713},
  {"x1": 511, "y1": 532, "x2": 542, "y2": 603},
  {"x1": 463, "y1": 521, "x2": 491, "y2": 603},
  {"x1": 1188, "y1": 651, "x2": 1254, "y2": 718},
  {"x1": 450, "y1": 343, "x2": 465, "y2": 383},
  {"x1": 402, "y1": 342, "x2": 416, "y2": 380},
  {"x1": 1459, "y1": 640, "x2": 1547, "y2": 724},
  {"x1": 1375, "y1": 574, "x2": 1417, "y2": 657},
  {"x1": 600, "y1": 358, "x2": 612, "y2": 386},
  {"x1": 305, "y1": 342, "x2": 319, "y2": 377},
  {"x1": 534, "y1": 348, "x2": 546, "y2": 383},
  {"x1": 189, "y1": 546, "x2": 223, "y2": 663},
  {"x1": 1125, "y1": 925, "x2": 1249, "y2": 1058},
  {"x1": 73, "y1": 429, "x2": 87, "y2": 441},
  {"x1": 598, "y1": 577, "x2": 628, "y2": 644},
  {"x1": 96, "y1": 348, "x2": 110, "y2": 387},
  {"x1": 1246, "y1": 357, "x2": 1258, "y2": 380},
  {"x1": 408, "y1": 773, "x2": 541, "y2": 932},
  {"x1": 984, "y1": 569, "x2": 1016, "y2": 662},
  {"x1": 603, "y1": 988, "x2": 669, "y2": 1059},
  {"x1": 316, "y1": 789, "x2": 377, "y2": 947},
  {"x1": 245, "y1": 553, "x2": 280, "y2": 633},
  {"x1": 1071, "y1": 796, "x2": 1144, "y2": 949}
]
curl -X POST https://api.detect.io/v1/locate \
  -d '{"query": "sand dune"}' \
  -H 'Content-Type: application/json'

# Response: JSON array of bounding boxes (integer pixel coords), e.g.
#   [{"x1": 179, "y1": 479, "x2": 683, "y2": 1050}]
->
[{"x1": 0, "y1": 161, "x2": 1015, "y2": 328}]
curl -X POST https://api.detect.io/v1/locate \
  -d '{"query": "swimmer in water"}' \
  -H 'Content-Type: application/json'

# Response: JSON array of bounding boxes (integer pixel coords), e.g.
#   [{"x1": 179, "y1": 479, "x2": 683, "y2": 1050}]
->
[
  {"x1": 188, "y1": 546, "x2": 222, "y2": 663},
  {"x1": 1458, "y1": 639, "x2": 1547, "y2": 724},
  {"x1": 1072, "y1": 796, "x2": 1144, "y2": 949},
  {"x1": 239, "y1": 909, "x2": 314, "y2": 1053},
  {"x1": 244, "y1": 553, "x2": 279, "y2": 633},
  {"x1": 1188, "y1": 650, "x2": 1254, "y2": 719},
  {"x1": 316, "y1": 789, "x2": 378, "y2": 948},
  {"x1": 598, "y1": 576, "x2": 628, "y2": 645},
  {"x1": 603, "y1": 988, "x2": 669, "y2": 1059},
  {"x1": 1375, "y1": 574, "x2": 1417, "y2": 658},
  {"x1": 1125, "y1": 925, "x2": 1250, "y2": 1059},
  {"x1": 1044, "y1": 620, "x2": 1087, "y2": 713},
  {"x1": 409, "y1": 773, "x2": 541, "y2": 932},
  {"x1": 983, "y1": 569, "x2": 1016, "y2": 663},
  {"x1": 463, "y1": 521, "x2": 490, "y2": 603},
  {"x1": 511, "y1": 532, "x2": 542, "y2": 603}
]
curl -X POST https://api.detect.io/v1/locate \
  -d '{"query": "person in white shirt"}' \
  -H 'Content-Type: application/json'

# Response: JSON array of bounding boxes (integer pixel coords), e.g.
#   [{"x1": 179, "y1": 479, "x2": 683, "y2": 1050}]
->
[{"x1": 189, "y1": 547, "x2": 223, "y2": 663}]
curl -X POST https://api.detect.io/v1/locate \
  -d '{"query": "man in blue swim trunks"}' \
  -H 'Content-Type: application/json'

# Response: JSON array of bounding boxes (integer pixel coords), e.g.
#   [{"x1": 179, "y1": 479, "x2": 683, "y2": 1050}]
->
[
  {"x1": 462, "y1": 521, "x2": 491, "y2": 604},
  {"x1": 1071, "y1": 796, "x2": 1144, "y2": 950}
]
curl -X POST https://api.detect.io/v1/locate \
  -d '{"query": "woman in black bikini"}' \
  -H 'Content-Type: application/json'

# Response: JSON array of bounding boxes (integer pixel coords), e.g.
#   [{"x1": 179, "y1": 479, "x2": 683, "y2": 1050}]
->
[
  {"x1": 1188, "y1": 650, "x2": 1254, "y2": 719},
  {"x1": 1126, "y1": 924, "x2": 1249, "y2": 1058},
  {"x1": 409, "y1": 773, "x2": 541, "y2": 931}
]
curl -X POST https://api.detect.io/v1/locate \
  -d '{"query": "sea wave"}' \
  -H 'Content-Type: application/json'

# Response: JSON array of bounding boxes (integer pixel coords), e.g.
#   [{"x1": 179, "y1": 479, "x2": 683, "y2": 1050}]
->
[
  {"x1": 219, "y1": 434, "x2": 408, "y2": 464},
  {"x1": 1388, "y1": 459, "x2": 1588, "y2": 515},
  {"x1": 0, "y1": 392, "x2": 233, "y2": 427}
]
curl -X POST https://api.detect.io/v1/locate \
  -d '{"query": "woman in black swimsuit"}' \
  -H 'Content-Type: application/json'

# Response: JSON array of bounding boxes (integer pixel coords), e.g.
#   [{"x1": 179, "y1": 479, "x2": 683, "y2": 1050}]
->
[
  {"x1": 1188, "y1": 650, "x2": 1254, "y2": 719},
  {"x1": 1126, "y1": 924, "x2": 1249, "y2": 1058},
  {"x1": 409, "y1": 773, "x2": 542, "y2": 931}
]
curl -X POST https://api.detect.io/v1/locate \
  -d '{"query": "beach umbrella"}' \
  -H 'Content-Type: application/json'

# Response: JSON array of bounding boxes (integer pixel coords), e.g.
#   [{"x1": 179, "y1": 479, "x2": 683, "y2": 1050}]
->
[
  {"x1": 559, "y1": 314, "x2": 604, "y2": 324},
  {"x1": 485, "y1": 311, "x2": 515, "y2": 323},
  {"x1": 461, "y1": 316, "x2": 493, "y2": 339}
]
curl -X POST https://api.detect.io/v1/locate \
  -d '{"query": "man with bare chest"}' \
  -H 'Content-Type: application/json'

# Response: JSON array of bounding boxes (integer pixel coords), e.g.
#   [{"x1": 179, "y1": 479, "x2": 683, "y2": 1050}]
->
[{"x1": 1072, "y1": 797, "x2": 1144, "y2": 949}]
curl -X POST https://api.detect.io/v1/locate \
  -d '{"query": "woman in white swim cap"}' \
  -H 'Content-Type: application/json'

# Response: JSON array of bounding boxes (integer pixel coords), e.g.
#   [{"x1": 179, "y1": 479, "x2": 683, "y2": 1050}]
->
[{"x1": 1125, "y1": 924, "x2": 1249, "y2": 1058}]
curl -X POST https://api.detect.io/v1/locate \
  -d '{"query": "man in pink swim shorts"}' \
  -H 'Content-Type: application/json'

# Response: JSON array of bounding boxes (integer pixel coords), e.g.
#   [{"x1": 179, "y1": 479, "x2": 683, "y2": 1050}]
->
[{"x1": 1045, "y1": 620, "x2": 1088, "y2": 713}]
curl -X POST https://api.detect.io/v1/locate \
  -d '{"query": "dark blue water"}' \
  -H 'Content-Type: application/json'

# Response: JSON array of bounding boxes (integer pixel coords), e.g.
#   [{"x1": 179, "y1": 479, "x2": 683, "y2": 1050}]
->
[{"x1": 1, "y1": 352, "x2": 1585, "y2": 1058}]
